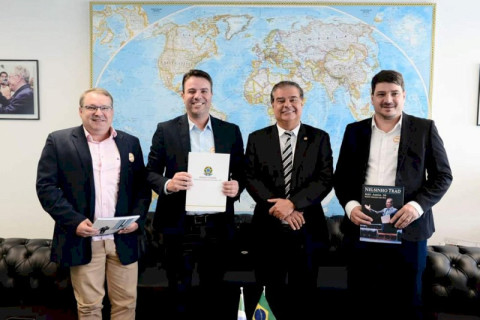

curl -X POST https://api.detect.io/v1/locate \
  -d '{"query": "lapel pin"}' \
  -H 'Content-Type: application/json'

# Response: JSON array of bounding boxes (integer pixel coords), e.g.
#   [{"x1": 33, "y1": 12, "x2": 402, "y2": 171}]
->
[
  {"x1": 129, "y1": 153, "x2": 134, "y2": 162},
  {"x1": 304, "y1": 137, "x2": 308, "y2": 141}
]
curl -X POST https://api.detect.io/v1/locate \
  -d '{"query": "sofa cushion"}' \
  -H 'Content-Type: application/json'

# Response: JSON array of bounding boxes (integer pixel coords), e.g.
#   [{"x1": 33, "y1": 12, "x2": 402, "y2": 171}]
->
[{"x1": 423, "y1": 245, "x2": 480, "y2": 315}]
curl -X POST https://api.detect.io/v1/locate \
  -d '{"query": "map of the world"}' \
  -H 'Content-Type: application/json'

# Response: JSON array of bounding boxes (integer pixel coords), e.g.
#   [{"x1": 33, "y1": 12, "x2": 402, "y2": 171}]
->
[{"x1": 91, "y1": 2, "x2": 435, "y2": 216}]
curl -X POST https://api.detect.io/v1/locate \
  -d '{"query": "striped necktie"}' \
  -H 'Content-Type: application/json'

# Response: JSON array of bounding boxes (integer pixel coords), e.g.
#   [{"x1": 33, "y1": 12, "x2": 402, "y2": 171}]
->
[{"x1": 282, "y1": 131, "x2": 293, "y2": 198}]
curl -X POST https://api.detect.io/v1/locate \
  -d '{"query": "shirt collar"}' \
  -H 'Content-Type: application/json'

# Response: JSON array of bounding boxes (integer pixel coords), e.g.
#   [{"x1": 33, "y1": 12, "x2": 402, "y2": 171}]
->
[
  {"x1": 277, "y1": 122, "x2": 301, "y2": 137},
  {"x1": 188, "y1": 116, "x2": 212, "y2": 132},
  {"x1": 371, "y1": 114, "x2": 403, "y2": 133},
  {"x1": 83, "y1": 126, "x2": 117, "y2": 142}
]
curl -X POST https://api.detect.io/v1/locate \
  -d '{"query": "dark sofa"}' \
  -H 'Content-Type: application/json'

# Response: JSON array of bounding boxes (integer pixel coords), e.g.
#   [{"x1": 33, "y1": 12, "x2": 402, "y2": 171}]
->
[{"x1": 1, "y1": 213, "x2": 479, "y2": 319}]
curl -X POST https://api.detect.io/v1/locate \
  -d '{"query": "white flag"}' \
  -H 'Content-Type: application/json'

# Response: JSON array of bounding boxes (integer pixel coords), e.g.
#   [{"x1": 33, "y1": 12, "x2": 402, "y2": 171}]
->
[{"x1": 238, "y1": 287, "x2": 247, "y2": 320}]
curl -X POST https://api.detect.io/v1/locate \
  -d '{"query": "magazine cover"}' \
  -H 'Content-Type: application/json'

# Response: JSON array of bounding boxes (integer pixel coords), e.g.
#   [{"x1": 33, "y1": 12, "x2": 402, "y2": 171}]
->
[{"x1": 360, "y1": 185, "x2": 404, "y2": 244}]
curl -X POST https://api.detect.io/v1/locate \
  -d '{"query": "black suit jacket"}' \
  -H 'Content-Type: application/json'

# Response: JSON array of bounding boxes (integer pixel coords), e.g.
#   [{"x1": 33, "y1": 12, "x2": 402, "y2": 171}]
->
[
  {"x1": 36, "y1": 125, "x2": 151, "y2": 267},
  {"x1": 334, "y1": 113, "x2": 453, "y2": 242},
  {"x1": 245, "y1": 124, "x2": 333, "y2": 242},
  {"x1": 0, "y1": 84, "x2": 34, "y2": 114},
  {"x1": 146, "y1": 114, "x2": 245, "y2": 233}
]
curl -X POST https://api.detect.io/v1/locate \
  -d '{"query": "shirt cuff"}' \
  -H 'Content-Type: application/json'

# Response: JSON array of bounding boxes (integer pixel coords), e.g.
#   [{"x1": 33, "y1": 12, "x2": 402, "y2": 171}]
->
[
  {"x1": 345, "y1": 200, "x2": 361, "y2": 219},
  {"x1": 407, "y1": 201, "x2": 424, "y2": 217},
  {"x1": 163, "y1": 179, "x2": 173, "y2": 195}
]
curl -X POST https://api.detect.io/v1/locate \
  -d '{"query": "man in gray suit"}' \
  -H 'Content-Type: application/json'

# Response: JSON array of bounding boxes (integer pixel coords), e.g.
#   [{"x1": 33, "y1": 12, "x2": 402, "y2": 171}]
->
[{"x1": 36, "y1": 88, "x2": 151, "y2": 320}]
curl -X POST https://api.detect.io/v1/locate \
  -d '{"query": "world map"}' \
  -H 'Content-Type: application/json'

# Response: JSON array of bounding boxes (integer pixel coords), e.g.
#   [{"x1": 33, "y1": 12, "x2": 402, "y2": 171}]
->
[{"x1": 91, "y1": 3, "x2": 435, "y2": 216}]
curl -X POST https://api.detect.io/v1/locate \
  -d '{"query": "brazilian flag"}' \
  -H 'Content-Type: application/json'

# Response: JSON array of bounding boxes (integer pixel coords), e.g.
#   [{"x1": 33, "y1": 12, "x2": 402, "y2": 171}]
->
[{"x1": 253, "y1": 287, "x2": 276, "y2": 320}]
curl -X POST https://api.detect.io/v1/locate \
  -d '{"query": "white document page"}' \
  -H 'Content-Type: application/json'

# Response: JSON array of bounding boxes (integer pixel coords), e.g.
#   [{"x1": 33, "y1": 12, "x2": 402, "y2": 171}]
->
[
  {"x1": 185, "y1": 152, "x2": 230, "y2": 212},
  {"x1": 92, "y1": 215, "x2": 140, "y2": 235}
]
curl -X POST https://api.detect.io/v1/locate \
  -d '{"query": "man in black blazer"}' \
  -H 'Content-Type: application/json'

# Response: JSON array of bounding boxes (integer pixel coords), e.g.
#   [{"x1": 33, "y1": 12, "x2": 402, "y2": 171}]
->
[
  {"x1": 36, "y1": 88, "x2": 151, "y2": 320},
  {"x1": 146, "y1": 69, "x2": 244, "y2": 319},
  {"x1": 0, "y1": 65, "x2": 34, "y2": 114},
  {"x1": 334, "y1": 70, "x2": 453, "y2": 320},
  {"x1": 245, "y1": 81, "x2": 333, "y2": 319}
]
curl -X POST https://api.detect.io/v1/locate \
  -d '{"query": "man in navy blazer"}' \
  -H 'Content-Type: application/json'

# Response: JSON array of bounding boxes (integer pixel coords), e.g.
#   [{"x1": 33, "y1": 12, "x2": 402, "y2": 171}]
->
[
  {"x1": 36, "y1": 88, "x2": 151, "y2": 319},
  {"x1": 0, "y1": 65, "x2": 34, "y2": 114},
  {"x1": 245, "y1": 81, "x2": 333, "y2": 319},
  {"x1": 334, "y1": 70, "x2": 452, "y2": 320},
  {"x1": 146, "y1": 69, "x2": 244, "y2": 319}
]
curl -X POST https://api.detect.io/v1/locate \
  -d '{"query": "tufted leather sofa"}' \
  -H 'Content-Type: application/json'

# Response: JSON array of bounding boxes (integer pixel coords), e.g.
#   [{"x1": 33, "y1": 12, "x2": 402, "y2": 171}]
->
[
  {"x1": 0, "y1": 238, "x2": 76, "y2": 319},
  {"x1": 1, "y1": 214, "x2": 479, "y2": 319},
  {"x1": 423, "y1": 245, "x2": 480, "y2": 317}
]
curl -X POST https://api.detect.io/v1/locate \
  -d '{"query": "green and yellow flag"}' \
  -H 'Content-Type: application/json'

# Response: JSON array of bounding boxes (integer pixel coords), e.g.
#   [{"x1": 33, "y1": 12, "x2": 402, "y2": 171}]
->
[{"x1": 252, "y1": 286, "x2": 276, "y2": 320}]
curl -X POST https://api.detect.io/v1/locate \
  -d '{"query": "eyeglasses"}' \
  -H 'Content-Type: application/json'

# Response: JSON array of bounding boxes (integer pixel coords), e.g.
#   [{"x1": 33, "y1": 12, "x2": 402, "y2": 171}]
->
[
  {"x1": 83, "y1": 105, "x2": 113, "y2": 112},
  {"x1": 274, "y1": 97, "x2": 301, "y2": 104}
]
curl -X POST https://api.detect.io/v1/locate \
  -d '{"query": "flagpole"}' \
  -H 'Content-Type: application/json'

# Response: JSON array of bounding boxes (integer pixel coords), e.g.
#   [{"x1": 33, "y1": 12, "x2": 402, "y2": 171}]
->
[{"x1": 238, "y1": 286, "x2": 246, "y2": 320}]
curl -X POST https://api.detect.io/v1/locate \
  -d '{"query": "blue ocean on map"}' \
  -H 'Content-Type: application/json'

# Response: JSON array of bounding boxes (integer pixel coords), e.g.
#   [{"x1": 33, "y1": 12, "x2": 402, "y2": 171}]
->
[{"x1": 93, "y1": 4, "x2": 434, "y2": 215}]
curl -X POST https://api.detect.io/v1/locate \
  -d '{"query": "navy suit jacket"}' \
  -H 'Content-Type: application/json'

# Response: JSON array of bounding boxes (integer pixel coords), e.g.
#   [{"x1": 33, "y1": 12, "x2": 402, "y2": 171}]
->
[
  {"x1": 146, "y1": 114, "x2": 245, "y2": 233},
  {"x1": 0, "y1": 84, "x2": 34, "y2": 114},
  {"x1": 245, "y1": 123, "x2": 334, "y2": 242},
  {"x1": 334, "y1": 113, "x2": 453, "y2": 242},
  {"x1": 36, "y1": 125, "x2": 151, "y2": 267}
]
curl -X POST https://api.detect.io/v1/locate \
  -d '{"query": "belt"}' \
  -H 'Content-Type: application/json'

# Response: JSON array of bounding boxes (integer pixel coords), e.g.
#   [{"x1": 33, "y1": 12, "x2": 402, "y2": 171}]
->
[{"x1": 185, "y1": 213, "x2": 223, "y2": 225}]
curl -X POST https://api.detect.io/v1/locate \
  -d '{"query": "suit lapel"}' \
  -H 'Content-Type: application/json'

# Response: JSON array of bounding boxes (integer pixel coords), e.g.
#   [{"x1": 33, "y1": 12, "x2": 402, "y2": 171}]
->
[
  {"x1": 396, "y1": 113, "x2": 413, "y2": 185},
  {"x1": 360, "y1": 118, "x2": 373, "y2": 168},
  {"x1": 266, "y1": 125, "x2": 285, "y2": 190},
  {"x1": 293, "y1": 124, "x2": 307, "y2": 172},
  {"x1": 178, "y1": 114, "x2": 191, "y2": 155},
  {"x1": 211, "y1": 117, "x2": 224, "y2": 153},
  {"x1": 71, "y1": 125, "x2": 95, "y2": 217},
  {"x1": 72, "y1": 126, "x2": 93, "y2": 178},
  {"x1": 115, "y1": 131, "x2": 129, "y2": 193}
]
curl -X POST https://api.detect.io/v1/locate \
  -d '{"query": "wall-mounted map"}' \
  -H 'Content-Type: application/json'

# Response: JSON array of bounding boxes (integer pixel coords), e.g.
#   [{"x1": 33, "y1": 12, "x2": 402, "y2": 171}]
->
[{"x1": 91, "y1": 2, "x2": 435, "y2": 215}]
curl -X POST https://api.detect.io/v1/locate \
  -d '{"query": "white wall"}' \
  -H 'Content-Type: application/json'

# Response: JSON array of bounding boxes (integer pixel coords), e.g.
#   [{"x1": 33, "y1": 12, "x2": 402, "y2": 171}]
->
[{"x1": 0, "y1": 0, "x2": 478, "y2": 245}]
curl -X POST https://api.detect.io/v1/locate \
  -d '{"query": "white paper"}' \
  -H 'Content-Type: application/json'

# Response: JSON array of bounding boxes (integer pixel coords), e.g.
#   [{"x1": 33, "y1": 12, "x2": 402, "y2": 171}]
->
[
  {"x1": 185, "y1": 152, "x2": 230, "y2": 212},
  {"x1": 92, "y1": 215, "x2": 140, "y2": 235}
]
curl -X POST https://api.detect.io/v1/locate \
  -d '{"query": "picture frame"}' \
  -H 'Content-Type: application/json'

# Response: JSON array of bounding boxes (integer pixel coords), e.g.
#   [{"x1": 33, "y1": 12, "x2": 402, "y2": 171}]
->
[
  {"x1": 478, "y1": 67, "x2": 480, "y2": 126},
  {"x1": 0, "y1": 59, "x2": 39, "y2": 120}
]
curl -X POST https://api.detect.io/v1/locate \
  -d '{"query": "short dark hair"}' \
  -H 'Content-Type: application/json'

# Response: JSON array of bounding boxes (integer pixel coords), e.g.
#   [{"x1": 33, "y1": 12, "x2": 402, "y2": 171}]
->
[
  {"x1": 0, "y1": 71, "x2": 7, "y2": 77},
  {"x1": 270, "y1": 81, "x2": 304, "y2": 103},
  {"x1": 79, "y1": 88, "x2": 113, "y2": 108},
  {"x1": 182, "y1": 69, "x2": 213, "y2": 93},
  {"x1": 371, "y1": 70, "x2": 405, "y2": 94}
]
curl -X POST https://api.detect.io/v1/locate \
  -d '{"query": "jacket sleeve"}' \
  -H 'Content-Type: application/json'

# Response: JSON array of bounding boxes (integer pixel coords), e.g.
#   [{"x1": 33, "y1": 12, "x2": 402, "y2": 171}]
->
[{"x1": 36, "y1": 133, "x2": 86, "y2": 232}]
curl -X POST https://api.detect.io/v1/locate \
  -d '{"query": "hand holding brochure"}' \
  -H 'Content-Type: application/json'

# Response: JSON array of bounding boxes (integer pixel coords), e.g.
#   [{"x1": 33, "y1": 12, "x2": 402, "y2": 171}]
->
[
  {"x1": 92, "y1": 215, "x2": 140, "y2": 235},
  {"x1": 360, "y1": 185, "x2": 404, "y2": 244},
  {"x1": 185, "y1": 152, "x2": 230, "y2": 212}
]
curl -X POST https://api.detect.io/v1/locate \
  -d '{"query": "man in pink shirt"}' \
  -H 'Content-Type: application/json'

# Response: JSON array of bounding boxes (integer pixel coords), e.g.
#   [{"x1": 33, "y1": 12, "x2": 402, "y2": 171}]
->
[{"x1": 36, "y1": 88, "x2": 151, "y2": 320}]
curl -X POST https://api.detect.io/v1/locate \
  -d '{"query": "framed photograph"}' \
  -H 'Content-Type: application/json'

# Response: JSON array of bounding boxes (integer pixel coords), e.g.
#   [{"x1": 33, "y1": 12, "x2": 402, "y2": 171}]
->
[
  {"x1": 478, "y1": 67, "x2": 480, "y2": 125},
  {"x1": 0, "y1": 59, "x2": 39, "y2": 120}
]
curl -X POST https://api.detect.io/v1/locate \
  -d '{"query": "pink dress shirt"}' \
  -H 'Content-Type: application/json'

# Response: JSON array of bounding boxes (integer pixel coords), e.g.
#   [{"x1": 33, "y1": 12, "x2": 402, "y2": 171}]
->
[{"x1": 83, "y1": 127, "x2": 121, "y2": 241}]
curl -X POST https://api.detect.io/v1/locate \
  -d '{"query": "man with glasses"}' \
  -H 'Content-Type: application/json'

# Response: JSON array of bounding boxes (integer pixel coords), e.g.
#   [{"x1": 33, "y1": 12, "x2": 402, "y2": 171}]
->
[
  {"x1": 245, "y1": 81, "x2": 334, "y2": 319},
  {"x1": 0, "y1": 65, "x2": 34, "y2": 114},
  {"x1": 36, "y1": 88, "x2": 151, "y2": 320}
]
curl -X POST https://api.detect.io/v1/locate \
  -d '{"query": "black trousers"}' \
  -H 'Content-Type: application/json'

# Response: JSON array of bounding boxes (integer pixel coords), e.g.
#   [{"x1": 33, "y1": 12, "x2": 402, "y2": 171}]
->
[
  {"x1": 345, "y1": 237, "x2": 428, "y2": 320},
  {"x1": 252, "y1": 224, "x2": 319, "y2": 320},
  {"x1": 162, "y1": 214, "x2": 235, "y2": 319}
]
